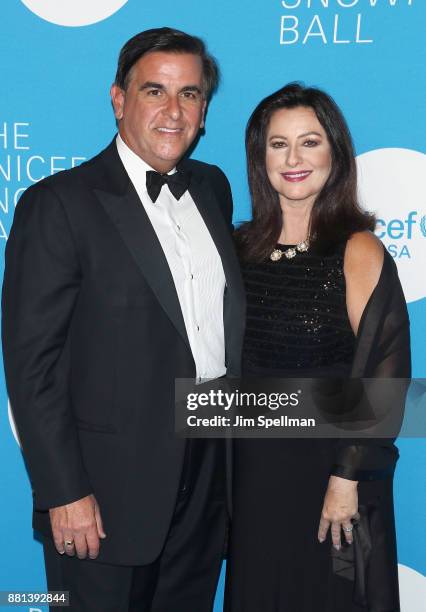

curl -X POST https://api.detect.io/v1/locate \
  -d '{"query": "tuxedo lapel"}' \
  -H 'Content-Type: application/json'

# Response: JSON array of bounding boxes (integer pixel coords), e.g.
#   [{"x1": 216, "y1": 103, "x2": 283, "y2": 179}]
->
[
  {"x1": 93, "y1": 143, "x2": 190, "y2": 351},
  {"x1": 91, "y1": 140, "x2": 244, "y2": 365}
]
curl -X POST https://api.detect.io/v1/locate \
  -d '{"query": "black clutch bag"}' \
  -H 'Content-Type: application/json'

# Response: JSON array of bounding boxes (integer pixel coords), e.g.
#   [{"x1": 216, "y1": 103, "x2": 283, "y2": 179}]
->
[{"x1": 331, "y1": 505, "x2": 372, "y2": 607}]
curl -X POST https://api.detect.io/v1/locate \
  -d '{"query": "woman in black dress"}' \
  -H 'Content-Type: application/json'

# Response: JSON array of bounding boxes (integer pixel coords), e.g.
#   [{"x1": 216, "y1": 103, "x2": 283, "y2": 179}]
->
[{"x1": 224, "y1": 84, "x2": 410, "y2": 611}]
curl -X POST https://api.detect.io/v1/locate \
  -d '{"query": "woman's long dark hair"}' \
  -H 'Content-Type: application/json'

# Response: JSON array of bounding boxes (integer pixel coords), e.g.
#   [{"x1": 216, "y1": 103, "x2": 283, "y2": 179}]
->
[{"x1": 236, "y1": 83, "x2": 375, "y2": 262}]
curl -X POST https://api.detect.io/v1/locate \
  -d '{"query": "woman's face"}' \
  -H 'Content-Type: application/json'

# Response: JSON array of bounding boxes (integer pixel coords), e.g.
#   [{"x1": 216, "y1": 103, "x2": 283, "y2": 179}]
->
[{"x1": 265, "y1": 106, "x2": 332, "y2": 210}]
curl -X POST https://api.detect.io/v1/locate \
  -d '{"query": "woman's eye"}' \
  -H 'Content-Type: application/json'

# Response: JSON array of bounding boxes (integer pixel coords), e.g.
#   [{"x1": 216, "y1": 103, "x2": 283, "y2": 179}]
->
[
  {"x1": 304, "y1": 140, "x2": 319, "y2": 147},
  {"x1": 271, "y1": 141, "x2": 286, "y2": 149}
]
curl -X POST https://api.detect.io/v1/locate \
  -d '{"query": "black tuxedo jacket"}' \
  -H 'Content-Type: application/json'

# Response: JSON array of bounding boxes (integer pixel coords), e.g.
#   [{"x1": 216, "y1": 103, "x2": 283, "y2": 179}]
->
[{"x1": 2, "y1": 139, "x2": 246, "y2": 565}]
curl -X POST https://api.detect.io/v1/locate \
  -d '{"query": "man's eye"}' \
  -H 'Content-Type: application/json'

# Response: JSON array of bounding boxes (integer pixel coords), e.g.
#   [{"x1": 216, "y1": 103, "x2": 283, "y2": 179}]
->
[
  {"x1": 147, "y1": 89, "x2": 162, "y2": 96},
  {"x1": 181, "y1": 91, "x2": 198, "y2": 100}
]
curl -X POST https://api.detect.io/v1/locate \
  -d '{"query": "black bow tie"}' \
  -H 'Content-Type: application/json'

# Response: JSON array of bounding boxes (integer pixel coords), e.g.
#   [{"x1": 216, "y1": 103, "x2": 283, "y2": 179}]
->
[{"x1": 146, "y1": 169, "x2": 191, "y2": 203}]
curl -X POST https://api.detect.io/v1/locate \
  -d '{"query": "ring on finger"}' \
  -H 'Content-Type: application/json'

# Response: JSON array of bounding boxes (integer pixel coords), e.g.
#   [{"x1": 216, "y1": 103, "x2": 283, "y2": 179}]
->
[
  {"x1": 342, "y1": 525, "x2": 353, "y2": 533},
  {"x1": 65, "y1": 540, "x2": 74, "y2": 547}
]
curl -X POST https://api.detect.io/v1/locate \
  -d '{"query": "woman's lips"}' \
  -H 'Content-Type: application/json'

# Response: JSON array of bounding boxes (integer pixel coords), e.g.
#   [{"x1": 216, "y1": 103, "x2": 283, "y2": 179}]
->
[{"x1": 281, "y1": 171, "x2": 312, "y2": 182}]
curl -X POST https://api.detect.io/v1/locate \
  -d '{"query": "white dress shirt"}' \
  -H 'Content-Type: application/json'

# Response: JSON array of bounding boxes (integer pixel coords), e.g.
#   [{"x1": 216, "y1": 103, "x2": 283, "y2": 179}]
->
[{"x1": 116, "y1": 135, "x2": 226, "y2": 381}]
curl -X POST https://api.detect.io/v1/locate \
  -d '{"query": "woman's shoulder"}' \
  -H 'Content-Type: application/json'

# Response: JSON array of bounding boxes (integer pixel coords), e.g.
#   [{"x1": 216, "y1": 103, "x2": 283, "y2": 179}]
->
[
  {"x1": 343, "y1": 231, "x2": 384, "y2": 334},
  {"x1": 344, "y1": 231, "x2": 384, "y2": 279}
]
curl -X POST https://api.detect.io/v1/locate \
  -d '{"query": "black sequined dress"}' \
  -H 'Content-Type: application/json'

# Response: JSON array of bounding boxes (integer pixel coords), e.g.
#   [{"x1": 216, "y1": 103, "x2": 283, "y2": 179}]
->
[
  {"x1": 242, "y1": 242, "x2": 355, "y2": 373},
  {"x1": 224, "y1": 244, "x2": 399, "y2": 612}
]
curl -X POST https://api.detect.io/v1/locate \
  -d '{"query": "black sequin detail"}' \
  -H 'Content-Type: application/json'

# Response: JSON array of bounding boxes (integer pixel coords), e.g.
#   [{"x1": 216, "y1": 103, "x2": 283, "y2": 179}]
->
[{"x1": 242, "y1": 244, "x2": 356, "y2": 370}]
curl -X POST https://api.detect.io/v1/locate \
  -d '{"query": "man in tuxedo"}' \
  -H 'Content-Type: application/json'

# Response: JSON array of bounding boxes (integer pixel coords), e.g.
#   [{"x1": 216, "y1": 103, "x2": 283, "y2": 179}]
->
[{"x1": 2, "y1": 27, "x2": 245, "y2": 611}]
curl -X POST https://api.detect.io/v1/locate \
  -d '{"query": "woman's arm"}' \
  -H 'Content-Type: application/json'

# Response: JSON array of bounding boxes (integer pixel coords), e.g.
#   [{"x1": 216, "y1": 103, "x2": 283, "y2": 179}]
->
[{"x1": 318, "y1": 232, "x2": 385, "y2": 549}]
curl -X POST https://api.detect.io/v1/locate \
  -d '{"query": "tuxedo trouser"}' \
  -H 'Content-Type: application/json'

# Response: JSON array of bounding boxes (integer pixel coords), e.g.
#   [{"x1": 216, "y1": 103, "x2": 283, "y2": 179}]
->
[{"x1": 43, "y1": 439, "x2": 227, "y2": 612}]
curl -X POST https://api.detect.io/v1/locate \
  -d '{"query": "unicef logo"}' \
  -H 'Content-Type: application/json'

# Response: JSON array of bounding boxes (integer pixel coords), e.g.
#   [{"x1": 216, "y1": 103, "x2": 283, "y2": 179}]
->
[
  {"x1": 20, "y1": 0, "x2": 129, "y2": 27},
  {"x1": 357, "y1": 148, "x2": 426, "y2": 303},
  {"x1": 421, "y1": 216, "x2": 426, "y2": 238}
]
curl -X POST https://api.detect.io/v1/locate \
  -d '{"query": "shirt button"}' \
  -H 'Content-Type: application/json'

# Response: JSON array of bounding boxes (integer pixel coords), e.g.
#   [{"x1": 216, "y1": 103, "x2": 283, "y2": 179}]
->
[
  {"x1": 191, "y1": 274, "x2": 194, "y2": 280},
  {"x1": 197, "y1": 325, "x2": 200, "y2": 331},
  {"x1": 176, "y1": 224, "x2": 181, "y2": 231}
]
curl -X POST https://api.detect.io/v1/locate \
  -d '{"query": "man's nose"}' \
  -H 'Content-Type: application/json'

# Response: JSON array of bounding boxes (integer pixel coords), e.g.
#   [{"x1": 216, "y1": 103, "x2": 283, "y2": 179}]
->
[{"x1": 164, "y1": 95, "x2": 182, "y2": 120}]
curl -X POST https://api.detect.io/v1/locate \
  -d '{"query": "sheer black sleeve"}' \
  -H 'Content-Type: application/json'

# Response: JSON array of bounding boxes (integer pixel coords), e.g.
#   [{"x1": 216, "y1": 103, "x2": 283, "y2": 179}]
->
[{"x1": 331, "y1": 250, "x2": 411, "y2": 481}]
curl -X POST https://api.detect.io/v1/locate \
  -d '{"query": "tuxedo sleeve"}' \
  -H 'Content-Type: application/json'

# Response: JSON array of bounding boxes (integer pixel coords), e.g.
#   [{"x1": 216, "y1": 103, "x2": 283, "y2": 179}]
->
[{"x1": 2, "y1": 182, "x2": 92, "y2": 510}]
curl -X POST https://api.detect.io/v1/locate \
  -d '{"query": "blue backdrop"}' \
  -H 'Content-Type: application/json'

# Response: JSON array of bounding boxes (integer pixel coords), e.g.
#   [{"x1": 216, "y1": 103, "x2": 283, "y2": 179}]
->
[{"x1": 0, "y1": 1, "x2": 424, "y2": 610}]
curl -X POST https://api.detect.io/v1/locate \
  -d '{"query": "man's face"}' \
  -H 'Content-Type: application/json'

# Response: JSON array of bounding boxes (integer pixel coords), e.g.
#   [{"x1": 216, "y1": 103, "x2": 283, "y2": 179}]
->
[{"x1": 111, "y1": 51, "x2": 206, "y2": 173}]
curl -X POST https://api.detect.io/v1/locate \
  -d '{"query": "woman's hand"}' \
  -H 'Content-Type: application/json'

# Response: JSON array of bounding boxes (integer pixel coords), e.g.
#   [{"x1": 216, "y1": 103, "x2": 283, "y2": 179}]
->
[{"x1": 318, "y1": 475, "x2": 358, "y2": 549}]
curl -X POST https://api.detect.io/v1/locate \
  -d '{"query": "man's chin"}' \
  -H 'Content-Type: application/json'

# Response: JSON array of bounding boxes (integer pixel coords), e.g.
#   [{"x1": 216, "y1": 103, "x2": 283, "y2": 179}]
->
[{"x1": 154, "y1": 149, "x2": 189, "y2": 167}]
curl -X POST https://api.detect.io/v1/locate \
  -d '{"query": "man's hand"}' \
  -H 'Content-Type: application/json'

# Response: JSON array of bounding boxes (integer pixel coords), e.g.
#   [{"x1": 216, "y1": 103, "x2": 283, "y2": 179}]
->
[
  {"x1": 49, "y1": 494, "x2": 106, "y2": 559},
  {"x1": 318, "y1": 475, "x2": 358, "y2": 550}
]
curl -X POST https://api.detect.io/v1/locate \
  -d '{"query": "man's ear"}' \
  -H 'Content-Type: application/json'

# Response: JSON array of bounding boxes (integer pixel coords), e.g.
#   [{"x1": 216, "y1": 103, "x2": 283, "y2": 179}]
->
[
  {"x1": 200, "y1": 100, "x2": 207, "y2": 129},
  {"x1": 110, "y1": 84, "x2": 125, "y2": 121}
]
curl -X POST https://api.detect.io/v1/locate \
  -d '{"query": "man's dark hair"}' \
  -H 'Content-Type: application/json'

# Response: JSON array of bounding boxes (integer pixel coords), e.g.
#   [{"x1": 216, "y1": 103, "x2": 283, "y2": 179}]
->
[
  {"x1": 236, "y1": 82, "x2": 375, "y2": 262},
  {"x1": 114, "y1": 27, "x2": 219, "y2": 99}
]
